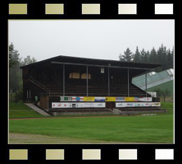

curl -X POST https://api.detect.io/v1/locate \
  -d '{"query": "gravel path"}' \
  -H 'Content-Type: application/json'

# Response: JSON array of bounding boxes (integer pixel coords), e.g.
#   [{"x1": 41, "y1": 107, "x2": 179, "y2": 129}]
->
[{"x1": 9, "y1": 133, "x2": 129, "y2": 144}]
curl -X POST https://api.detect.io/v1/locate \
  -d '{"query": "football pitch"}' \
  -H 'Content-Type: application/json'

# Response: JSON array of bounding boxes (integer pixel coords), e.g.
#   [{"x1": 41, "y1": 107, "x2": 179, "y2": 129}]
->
[{"x1": 9, "y1": 103, "x2": 173, "y2": 144}]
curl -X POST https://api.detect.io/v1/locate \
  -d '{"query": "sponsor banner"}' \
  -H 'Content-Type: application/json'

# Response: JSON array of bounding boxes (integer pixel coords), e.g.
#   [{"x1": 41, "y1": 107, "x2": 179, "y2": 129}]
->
[
  {"x1": 134, "y1": 97, "x2": 139, "y2": 101},
  {"x1": 72, "y1": 97, "x2": 76, "y2": 101},
  {"x1": 61, "y1": 96, "x2": 152, "y2": 102},
  {"x1": 84, "y1": 97, "x2": 95, "y2": 101},
  {"x1": 95, "y1": 97, "x2": 105, "y2": 102},
  {"x1": 126, "y1": 103, "x2": 134, "y2": 107},
  {"x1": 52, "y1": 102, "x2": 105, "y2": 108},
  {"x1": 115, "y1": 97, "x2": 125, "y2": 101},
  {"x1": 138, "y1": 97, "x2": 152, "y2": 101},
  {"x1": 60, "y1": 96, "x2": 72, "y2": 101},
  {"x1": 116, "y1": 102, "x2": 160, "y2": 108},
  {"x1": 152, "y1": 102, "x2": 161, "y2": 106},
  {"x1": 97, "y1": 103, "x2": 105, "y2": 107},
  {"x1": 76, "y1": 97, "x2": 84, "y2": 101},
  {"x1": 65, "y1": 96, "x2": 72, "y2": 101},
  {"x1": 77, "y1": 103, "x2": 105, "y2": 108},
  {"x1": 156, "y1": 102, "x2": 161, "y2": 106},
  {"x1": 144, "y1": 103, "x2": 151, "y2": 107},
  {"x1": 72, "y1": 97, "x2": 84, "y2": 101},
  {"x1": 52, "y1": 103, "x2": 72, "y2": 108},
  {"x1": 125, "y1": 97, "x2": 135, "y2": 102},
  {"x1": 60, "y1": 96, "x2": 64, "y2": 101},
  {"x1": 105, "y1": 97, "x2": 116, "y2": 102},
  {"x1": 116, "y1": 103, "x2": 125, "y2": 107}
]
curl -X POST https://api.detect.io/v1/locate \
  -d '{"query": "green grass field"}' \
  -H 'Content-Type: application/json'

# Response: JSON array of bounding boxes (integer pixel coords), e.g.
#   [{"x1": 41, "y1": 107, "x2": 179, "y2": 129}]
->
[
  {"x1": 9, "y1": 102, "x2": 173, "y2": 143},
  {"x1": 9, "y1": 102, "x2": 44, "y2": 118}
]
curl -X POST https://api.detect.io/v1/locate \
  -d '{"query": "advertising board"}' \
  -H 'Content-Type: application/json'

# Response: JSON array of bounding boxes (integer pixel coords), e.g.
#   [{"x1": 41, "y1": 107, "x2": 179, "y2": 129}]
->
[
  {"x1": 138, "y1": 97, "x2": 152, "y2": 101},
  {"x1": 52, "y1": 102, "x2": 106, "y2": 108},
  {"x1": 115, "y1": 97, "x2": 125, "y2": 101},
  {"x1": 83, "y1": 97, "x2": 95, "y2": 101},
  {"x1": 105, "y1": 97, "x2": 116, "y2": 102},
  {"x1": 125, "y1": 97, "x2": 135, "y2": 101},
  {"x1": 95, "y1": 97, "x2": 105, "y2": 102},
  {"x1": 115, "y1": 102, "x2": 161, "y2": 108},
  {"x1": 72, "y1": 97, "x2": 84, "y2": 101},
  {"x1": 52, "y1": 103, "x2": 72, "y2": 108}
]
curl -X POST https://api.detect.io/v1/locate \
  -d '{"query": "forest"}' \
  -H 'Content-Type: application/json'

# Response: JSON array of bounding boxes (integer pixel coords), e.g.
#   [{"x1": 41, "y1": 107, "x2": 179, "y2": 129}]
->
[{"x1": 119, "y1": 45, "x2": 173, "y2": 72}]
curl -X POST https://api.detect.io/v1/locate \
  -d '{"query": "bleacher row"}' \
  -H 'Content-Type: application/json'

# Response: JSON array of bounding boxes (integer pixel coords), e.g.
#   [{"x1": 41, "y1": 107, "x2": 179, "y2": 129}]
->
[{"x1": 37, "y1": 80, "x2": 149, "y2": 97}]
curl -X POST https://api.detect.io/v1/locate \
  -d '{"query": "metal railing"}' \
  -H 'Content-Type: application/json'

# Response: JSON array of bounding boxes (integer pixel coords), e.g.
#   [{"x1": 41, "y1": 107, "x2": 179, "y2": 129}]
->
[{"x1": 28, "y1": 77, "x2": 50, "y2": 94}]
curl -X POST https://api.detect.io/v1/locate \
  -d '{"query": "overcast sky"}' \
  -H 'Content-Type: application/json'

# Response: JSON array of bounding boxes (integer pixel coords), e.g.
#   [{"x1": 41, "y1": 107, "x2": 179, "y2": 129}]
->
[{"x1": 9, "y1": 20, "x2": 174, "y2": 62}]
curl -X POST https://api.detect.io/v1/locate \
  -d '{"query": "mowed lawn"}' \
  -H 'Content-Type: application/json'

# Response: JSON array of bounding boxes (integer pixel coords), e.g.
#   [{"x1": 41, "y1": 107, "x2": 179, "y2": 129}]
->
[
  {"x1": 9, "y1": 103, "x2": 173, "y2": 143},
  {"x1": 9, "y1": 102, "x2": 44, "y2": 118}
]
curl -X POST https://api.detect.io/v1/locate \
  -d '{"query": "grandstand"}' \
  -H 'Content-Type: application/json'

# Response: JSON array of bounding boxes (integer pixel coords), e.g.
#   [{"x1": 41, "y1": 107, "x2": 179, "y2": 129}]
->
[
  {"x1": 132, "y1": 68, "x2": 174, "y2": 94},
  {"x1": 20, "y1": 55, "x2": 162, "y2": 115}
]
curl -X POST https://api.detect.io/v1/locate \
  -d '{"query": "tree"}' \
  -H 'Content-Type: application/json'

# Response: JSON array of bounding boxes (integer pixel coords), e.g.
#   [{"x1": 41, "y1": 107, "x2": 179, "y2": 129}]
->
[
  {"x1": 161, "y1": 89, "x2": 171, "y2": 102},
  {"x1": 156, "y1": 44, "x2": 167, "y2": 71},
  {"x1": 154, "y1": 88, "x2": 171, "y2": 102},
  {"x1": 119, "y1": 48, "x2": 133, "y2": 62},
  {"x1": 9, "y1": 42, "x2": 37, "y2": 102},
  {"x1": 133, "y1": 46, "x2": 141, "y2": 62},
  {"x1": 145, "y1": 51, "x2": 150, "y2": 62},
  {"x1": 154, "y1": 88, "x2": 162, "y2": 98},
  {"x1": 9, "y1": 43, "x2": 19, "y2": 68},
  {"x1": 21, "y1": 55, "x2": 37, "y2": 66},
  {"x1": 166, "y1": 49, "x2": 173, "y2": 69},
  {"x1": 9, "y1": 43, "x2": 22, "y2": 92},
  {"x1": 140, "y1": 49, "x2": 146, "y2": 62},
  {"x1": 119, "y1": 45, "x2": 173, "y2": 72},
  {"x1": 149, "y1": 47, "x2": 157, "y2": 64}
]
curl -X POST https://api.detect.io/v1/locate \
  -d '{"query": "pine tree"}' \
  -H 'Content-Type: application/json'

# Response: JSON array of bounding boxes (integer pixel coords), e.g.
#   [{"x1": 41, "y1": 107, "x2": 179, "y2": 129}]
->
[
  {"x1": 133, "y1": 46, "x2": 141, "y2": 62},
  {"x1": 145, "y1": 51, "x2": 150, "y2": 62},
  {"x1": 119, "y1": 48, "x2": 133, "y2": 62},
  {"x1": 149, "y1": 47, "x2": 157, "y2": 64},
  {"x1": 157, "y1": 44, "x2": 167, "y2": 71},
  {"x1": 166, "y1": 49, "x2": 173, "y2": 69},
  {"x1": 140, "y1": 49, "x2": 146, "y2": 62},
  {"x1": 118, "y1": 45, "x2": 173, "y2": 72}
]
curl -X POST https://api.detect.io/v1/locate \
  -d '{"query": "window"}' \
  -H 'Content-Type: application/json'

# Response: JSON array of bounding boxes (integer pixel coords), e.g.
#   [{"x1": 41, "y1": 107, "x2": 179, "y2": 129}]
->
[
  {"x1": 69, "y1": 72, "x2": 80, "y2": 79},
  {"x1": 81, "y1": 73, "x2": 91, "y2": 79}
]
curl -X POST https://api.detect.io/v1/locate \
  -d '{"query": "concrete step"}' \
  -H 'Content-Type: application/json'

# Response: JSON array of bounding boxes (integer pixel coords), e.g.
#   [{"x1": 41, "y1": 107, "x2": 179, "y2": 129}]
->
[{"x1": 24, "y1": 103, "x2": 50, "y2": 116}]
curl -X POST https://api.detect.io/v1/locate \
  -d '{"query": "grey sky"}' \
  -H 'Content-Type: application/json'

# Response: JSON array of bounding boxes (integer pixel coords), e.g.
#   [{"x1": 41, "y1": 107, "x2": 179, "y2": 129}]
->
[{"x1": 9, "y1": 20, "x2": 174, "y2": 62}]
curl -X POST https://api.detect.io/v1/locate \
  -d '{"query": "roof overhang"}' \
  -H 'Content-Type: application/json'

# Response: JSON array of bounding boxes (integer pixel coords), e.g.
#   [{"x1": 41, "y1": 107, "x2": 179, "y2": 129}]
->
[{"x1": 20, "y1": 55, "x2": 162, "y2": 71}]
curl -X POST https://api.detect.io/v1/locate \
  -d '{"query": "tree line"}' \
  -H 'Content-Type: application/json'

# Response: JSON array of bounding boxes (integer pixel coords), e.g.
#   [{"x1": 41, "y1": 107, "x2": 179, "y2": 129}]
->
[
  {"x1": 9, "y1": 42, "x2": 36, "y2": 101},
  {"x1": 119, "y1": 44, "x2": 174, "y2": 72}
]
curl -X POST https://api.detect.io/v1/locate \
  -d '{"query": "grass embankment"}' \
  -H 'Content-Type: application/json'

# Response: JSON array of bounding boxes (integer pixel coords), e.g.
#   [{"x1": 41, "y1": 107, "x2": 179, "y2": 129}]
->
[
  {"x1": 9, "y1": 102, "x2": 44, "y2": 118},
  {"x1": 9, "y1": 102, "x2": 173, "y2": 143}
]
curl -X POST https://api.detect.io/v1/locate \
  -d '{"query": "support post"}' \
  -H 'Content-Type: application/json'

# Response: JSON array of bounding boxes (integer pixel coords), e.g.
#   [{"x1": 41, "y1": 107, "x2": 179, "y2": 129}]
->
[
  {"x1": 86, "y1": 66, "x2": 88, "y2": 96},
  {"x1": 128, "y1": 68, "x2": 130, "y2": 97},
  {"x1": 63, "y1": 64, "x2": 65, "y2": 96},
  {"x1": 108, "y1": 65, "x2": 110, "y2": 96}
]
